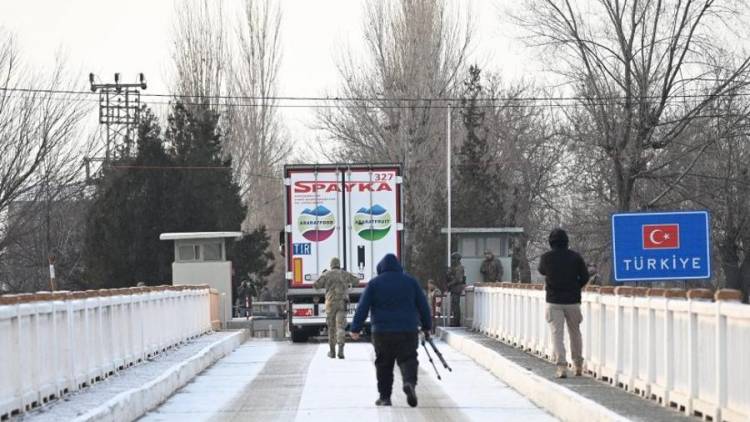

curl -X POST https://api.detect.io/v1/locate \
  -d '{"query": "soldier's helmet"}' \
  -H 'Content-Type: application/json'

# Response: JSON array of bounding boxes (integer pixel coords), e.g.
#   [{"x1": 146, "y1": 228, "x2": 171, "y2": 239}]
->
[
  {"x1": 330, "y1": 257, "x2": 341, "y2": 269},
  {"x1": 451, "y1": 252, "x2": 462, "y2": 261}
]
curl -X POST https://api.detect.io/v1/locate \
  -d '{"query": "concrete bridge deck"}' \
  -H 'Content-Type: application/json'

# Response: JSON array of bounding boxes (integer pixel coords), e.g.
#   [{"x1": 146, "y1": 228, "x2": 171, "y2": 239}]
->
[
  {"x1": 141, "y1": 338, "x2": 555, "y2": 421},
  {"x1": 17, "y1": 329, "x2": 701, "y2": 422}
]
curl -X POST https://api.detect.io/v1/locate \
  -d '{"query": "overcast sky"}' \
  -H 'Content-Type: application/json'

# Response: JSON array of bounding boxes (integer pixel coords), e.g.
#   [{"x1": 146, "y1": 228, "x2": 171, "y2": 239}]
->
[
  {"x1": 0, "y1": 0, "x2": 537, "y2": 150},
  {"x1": 5, "y1": 0, "x2": 747, "y2": 155}
]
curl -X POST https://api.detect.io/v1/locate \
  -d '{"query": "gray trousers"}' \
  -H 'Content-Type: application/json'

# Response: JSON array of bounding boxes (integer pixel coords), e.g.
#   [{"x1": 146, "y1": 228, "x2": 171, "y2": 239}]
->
[{"x1": 545, "y1": 303, "x2": 583, "y2": 368}]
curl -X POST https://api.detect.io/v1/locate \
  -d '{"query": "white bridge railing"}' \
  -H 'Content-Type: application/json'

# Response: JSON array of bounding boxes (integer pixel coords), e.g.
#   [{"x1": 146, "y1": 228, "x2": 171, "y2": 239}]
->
[
  {"x1": 469, "y1": 283, "x2": 750, "y2": 422},
  {"x1": 0, "y1": 285, "x2": 213, "y2": 419}
]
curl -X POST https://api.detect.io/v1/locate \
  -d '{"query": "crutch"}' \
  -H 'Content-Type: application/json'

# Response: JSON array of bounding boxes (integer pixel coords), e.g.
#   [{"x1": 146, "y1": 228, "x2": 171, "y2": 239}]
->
[
  {"x1": 427, "y1": 337, "x2": 452, "y2": 372},
  {"x1": 421, "y1": 336, "x2": 442, "y2": 380}
]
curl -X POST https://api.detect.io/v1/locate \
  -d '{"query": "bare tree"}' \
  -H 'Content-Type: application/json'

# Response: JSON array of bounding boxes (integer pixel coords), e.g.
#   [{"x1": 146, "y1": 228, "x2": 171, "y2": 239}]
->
[
  {"x1": 171, "y1": 0, "x2": 227, "y2": 106},
  {"x1": 520, "y1": 0, "x2": 750, "y2": 212},
  {"x1": 169, "y1": 1, "x2": 289, "y2": 298},
  {"x1": 453, "y1": 68, "x2": 570, "y2": 282},
  {"x1": 318, "y1": 0, "x2": 474, "y2": 278},
  {"x1": 226, "y1": 0, "x2": 290, "y2": 229},
  {"x1": 660, "y1": 63, "x2": 750, "y2": 298},
  {"x1": 226, "y1": 0, "x2": 291, "y2": 300},
  {"x1": 171, "y1": 0, "x2": 290, "y2": 228},
  {"x1": 0, "y1": 29, "x2": 91, "y2": 292}
]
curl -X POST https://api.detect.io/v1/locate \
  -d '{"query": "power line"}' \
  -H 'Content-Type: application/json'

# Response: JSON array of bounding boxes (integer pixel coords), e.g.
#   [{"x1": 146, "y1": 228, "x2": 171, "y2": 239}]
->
[
  {"x1": 3, "y1": 85, "x2": 750, "y2": 109},
  {"x1": 0, "y1": 94, "x2": 738, "y2": 111},
  {"x1": 110, "y1": 165, "x2": 283, "y2": 179}
]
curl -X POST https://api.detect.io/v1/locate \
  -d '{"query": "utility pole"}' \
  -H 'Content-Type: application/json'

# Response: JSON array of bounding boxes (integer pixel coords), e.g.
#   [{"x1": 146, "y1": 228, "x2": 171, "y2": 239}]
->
[
  {"x1": 48, "y1": 254, "x2": 57, "y2": 291},
  {"x1": 85, "y1": 73, "x2": 147, "y2": 182},
  {"x1": 446, "y1": 101, "x2": 452, "y2": 268}
]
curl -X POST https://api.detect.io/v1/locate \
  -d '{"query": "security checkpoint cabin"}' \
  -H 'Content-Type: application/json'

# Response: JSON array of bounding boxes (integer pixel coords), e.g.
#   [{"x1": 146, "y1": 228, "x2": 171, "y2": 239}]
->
[
  {"x1": 440, "y1": 227, "x2": 524, "y2": 284},
  {"x1": 160, "y1": 232, "x2": 242, "y2": 325}
]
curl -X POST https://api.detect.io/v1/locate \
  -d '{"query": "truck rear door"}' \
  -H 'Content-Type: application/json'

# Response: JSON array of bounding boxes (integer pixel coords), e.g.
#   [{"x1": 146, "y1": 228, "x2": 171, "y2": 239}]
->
[{"x1": 285, "y1": 165, "x2": 402, "y2": 284}]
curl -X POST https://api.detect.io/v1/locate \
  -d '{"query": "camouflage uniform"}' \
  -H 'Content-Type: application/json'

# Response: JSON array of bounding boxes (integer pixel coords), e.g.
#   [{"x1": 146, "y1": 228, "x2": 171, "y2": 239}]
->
[
  {"x1": 480, "y1": 250, "x2": 504, "y2": 283},
  {"x1": 314, "y1": 257, "x2": 359, "y2": 358},
  {"x1": 446, "y1": 252, "x2": 466, "y2": 327}
]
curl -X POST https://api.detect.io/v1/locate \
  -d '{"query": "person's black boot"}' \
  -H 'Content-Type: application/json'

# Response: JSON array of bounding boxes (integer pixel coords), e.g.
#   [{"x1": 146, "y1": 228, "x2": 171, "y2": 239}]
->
[
  {"x1": 403, "y1": 383, "x2": 418, "y2": 407},
  {"x1": 337, "y1": 344, "x2": 345, "y2": 359},
  {"x1": 328, "y1": 344, "x2": 335, "y2": 359},
  {"x1": 375, "y1": 397, "x2": 391, "y2": 406}
]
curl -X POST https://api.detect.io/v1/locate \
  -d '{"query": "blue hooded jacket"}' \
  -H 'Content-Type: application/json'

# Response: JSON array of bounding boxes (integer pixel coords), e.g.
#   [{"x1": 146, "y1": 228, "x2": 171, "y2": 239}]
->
[{"x1": 350, "y1": 254, "x2": 432, "y2": 333}]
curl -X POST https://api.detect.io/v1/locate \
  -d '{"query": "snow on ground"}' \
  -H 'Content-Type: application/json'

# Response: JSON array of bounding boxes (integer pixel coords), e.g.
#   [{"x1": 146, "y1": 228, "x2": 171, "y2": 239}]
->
[
  {"x1": 20, "y1": 331, "x2": 238, "y2": 422},
  {"x1": 142, "y1": 338, "x2": 557, "y2": 422}
]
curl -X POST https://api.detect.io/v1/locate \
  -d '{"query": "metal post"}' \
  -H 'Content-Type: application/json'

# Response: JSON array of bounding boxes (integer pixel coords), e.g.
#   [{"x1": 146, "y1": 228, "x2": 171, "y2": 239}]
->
[
  {"x1": 446, "y1": 102, "x2": 452, "y2": 267},
  {"x1": 48, "y1": 254, "x2": 57, "y2": 291}
]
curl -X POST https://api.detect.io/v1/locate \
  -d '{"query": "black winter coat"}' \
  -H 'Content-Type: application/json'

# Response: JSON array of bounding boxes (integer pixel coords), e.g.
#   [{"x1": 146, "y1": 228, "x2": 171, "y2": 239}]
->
[{"x1": 538, "y1": 248, "x2": 589, "y2": 304}]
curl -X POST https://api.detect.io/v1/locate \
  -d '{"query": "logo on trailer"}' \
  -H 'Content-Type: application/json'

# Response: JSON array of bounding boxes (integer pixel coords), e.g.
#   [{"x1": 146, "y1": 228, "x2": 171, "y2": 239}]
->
[
  {"x1": 642, "y1": 224, "x2": 679, "y2": 249},
  {"x1": 294, "y1": 181, "x2": 393, "y2": 193},
  {"x1": 298, "y1": 205, "x2": 335, "y2": 241},
  {"x1": 353, "y1": 204, "x2": 392, "y2": 241}
]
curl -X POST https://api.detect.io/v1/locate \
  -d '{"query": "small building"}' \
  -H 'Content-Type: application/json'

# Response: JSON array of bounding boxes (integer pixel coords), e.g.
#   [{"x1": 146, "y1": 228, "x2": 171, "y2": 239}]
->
[
  {"x1": 160, "y1": 232, "x2": 242, "y2": 324},
  {"x1": 441, "y1": 227, "x2": 524, "y2": 284}
]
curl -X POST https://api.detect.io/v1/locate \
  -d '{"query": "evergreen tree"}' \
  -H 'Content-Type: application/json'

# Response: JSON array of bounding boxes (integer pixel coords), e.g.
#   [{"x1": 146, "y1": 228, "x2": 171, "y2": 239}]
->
[
  {"x1": 454, "y1": 66, "x2": 509, "y2": 228},
  {"x1": 84, "y1": 108, "x2": 173, "y2": 287},
  {"x1": 165, "y1": 103, "x2": 246, "y2": 232},
  {"x1": 229, "y1": 226, "x2": 275, "y2": 295},
  {"x1": 83, "y1": 103, "x2": 273, "y2": 288}
]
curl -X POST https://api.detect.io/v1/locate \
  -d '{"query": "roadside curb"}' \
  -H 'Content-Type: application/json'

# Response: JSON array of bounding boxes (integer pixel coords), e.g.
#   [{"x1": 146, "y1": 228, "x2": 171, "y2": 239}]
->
[
  {"x1": 72, "y1": 329, "x2": 249, "y2": 422},
  {"x1": 437, "y1": 327, "x2": 630, "y2": 422}
]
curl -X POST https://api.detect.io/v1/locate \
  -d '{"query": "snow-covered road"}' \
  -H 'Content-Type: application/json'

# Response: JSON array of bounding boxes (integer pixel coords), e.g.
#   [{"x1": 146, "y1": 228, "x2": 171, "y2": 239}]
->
[{"x1": 140, "y1": 338, "x2": 556, "y2": 422}]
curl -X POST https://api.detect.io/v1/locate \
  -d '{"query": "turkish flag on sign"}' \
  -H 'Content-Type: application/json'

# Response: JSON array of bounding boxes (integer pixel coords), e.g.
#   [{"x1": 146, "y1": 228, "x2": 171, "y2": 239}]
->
[{"x1": 642, "y1": 224, "x2": 680, "y2": 249}]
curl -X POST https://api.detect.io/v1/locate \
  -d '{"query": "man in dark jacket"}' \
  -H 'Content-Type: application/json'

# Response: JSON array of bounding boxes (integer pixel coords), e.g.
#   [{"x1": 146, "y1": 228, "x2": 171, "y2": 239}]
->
[
  {"x1": 538, "y1": 228, "x2": 589, "y2": 378},
  {"x1": 350, "y1": 254, "x2": 432, "y2": 408}
]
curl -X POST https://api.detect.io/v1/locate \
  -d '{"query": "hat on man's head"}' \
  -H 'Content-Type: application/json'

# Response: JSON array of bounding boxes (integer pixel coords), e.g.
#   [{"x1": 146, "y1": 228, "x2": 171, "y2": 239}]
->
[
  {"x1": 548, "y1": 228, "x2": 569, "y2": 249},
  {"x1": 330, "y1": 257, "x2": 341, "y2": 269}
]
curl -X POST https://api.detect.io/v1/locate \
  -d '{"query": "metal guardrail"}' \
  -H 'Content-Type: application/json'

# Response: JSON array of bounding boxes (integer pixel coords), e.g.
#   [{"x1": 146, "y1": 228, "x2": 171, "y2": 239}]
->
[
  {"x1": 0, "y1": 285, "x2": 212, "y2": 419},
  {"x1": 469, "y1": 283, "x2": 750, "y2": 422}
]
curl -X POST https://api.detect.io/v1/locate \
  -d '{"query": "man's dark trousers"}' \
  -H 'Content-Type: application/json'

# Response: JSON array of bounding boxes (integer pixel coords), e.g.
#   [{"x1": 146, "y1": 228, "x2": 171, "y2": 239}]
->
[
  {"x1": 451, "y1": 293, "x2": 461, "y2": 326},
  {"x1": 372, "y1": 331, "x2": 419, "y2": 399}
]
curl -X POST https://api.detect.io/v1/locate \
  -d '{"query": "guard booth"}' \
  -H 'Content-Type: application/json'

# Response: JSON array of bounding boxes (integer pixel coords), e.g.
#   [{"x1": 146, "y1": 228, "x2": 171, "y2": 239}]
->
[
  {"x1": 160, "y1": 232, "x2": 242, "y2": 325},
  {"x1": 440, "y1": 227, "x2": 524, "y2": 284}
]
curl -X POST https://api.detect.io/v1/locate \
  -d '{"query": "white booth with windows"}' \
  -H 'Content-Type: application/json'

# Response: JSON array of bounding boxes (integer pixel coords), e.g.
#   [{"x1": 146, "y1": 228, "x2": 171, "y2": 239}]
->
[
  {"x1": 441, "y1": 227, "x2": 523, "y2": 284},
  {"x1": 160, "y1": 231, "x2": 242, "y2": 324}
]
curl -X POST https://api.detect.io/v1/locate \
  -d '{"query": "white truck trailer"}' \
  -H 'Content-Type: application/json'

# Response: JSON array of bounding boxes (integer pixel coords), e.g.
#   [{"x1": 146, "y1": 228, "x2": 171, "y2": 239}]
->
[{"x1": 283, "y1": 164, "x2": 403, "y2": 342}]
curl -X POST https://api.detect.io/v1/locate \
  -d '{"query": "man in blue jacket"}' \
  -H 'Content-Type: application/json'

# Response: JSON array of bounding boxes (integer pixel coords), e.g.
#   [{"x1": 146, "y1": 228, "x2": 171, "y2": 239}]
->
[{"x1": 350, "y1": 253, "x2": 432, "y2": 408}]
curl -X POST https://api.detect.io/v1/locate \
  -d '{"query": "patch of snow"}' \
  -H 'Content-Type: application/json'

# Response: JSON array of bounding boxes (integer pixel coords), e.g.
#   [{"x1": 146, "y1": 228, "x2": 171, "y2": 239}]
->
[{"x1": 19, "y1": 330, "x2": 246, "y2": 422}]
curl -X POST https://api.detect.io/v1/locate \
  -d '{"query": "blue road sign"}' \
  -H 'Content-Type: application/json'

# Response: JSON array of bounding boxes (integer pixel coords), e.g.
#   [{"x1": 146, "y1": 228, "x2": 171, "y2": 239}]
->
[{"x1": 611, "y1": 211, "x2": 710, "y2": 282}]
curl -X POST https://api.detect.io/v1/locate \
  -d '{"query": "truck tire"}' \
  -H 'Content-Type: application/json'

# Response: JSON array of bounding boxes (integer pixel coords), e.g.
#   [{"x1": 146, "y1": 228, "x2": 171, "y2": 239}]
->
[{"x1": 291, "y1": 328, "x2": 308, "y2": 343}]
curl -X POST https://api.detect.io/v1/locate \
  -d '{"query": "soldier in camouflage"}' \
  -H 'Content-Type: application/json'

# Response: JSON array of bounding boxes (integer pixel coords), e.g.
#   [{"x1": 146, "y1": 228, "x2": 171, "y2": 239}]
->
[
  {"x1": 480, "y1": 250, "x2": 504, "y2": 283},
  {"x1": 446, "y1": 252, "x2": 466, "y2": 327},
  {"x1": 314, "y1": 257, "x2": 359, "y2": 359}
]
